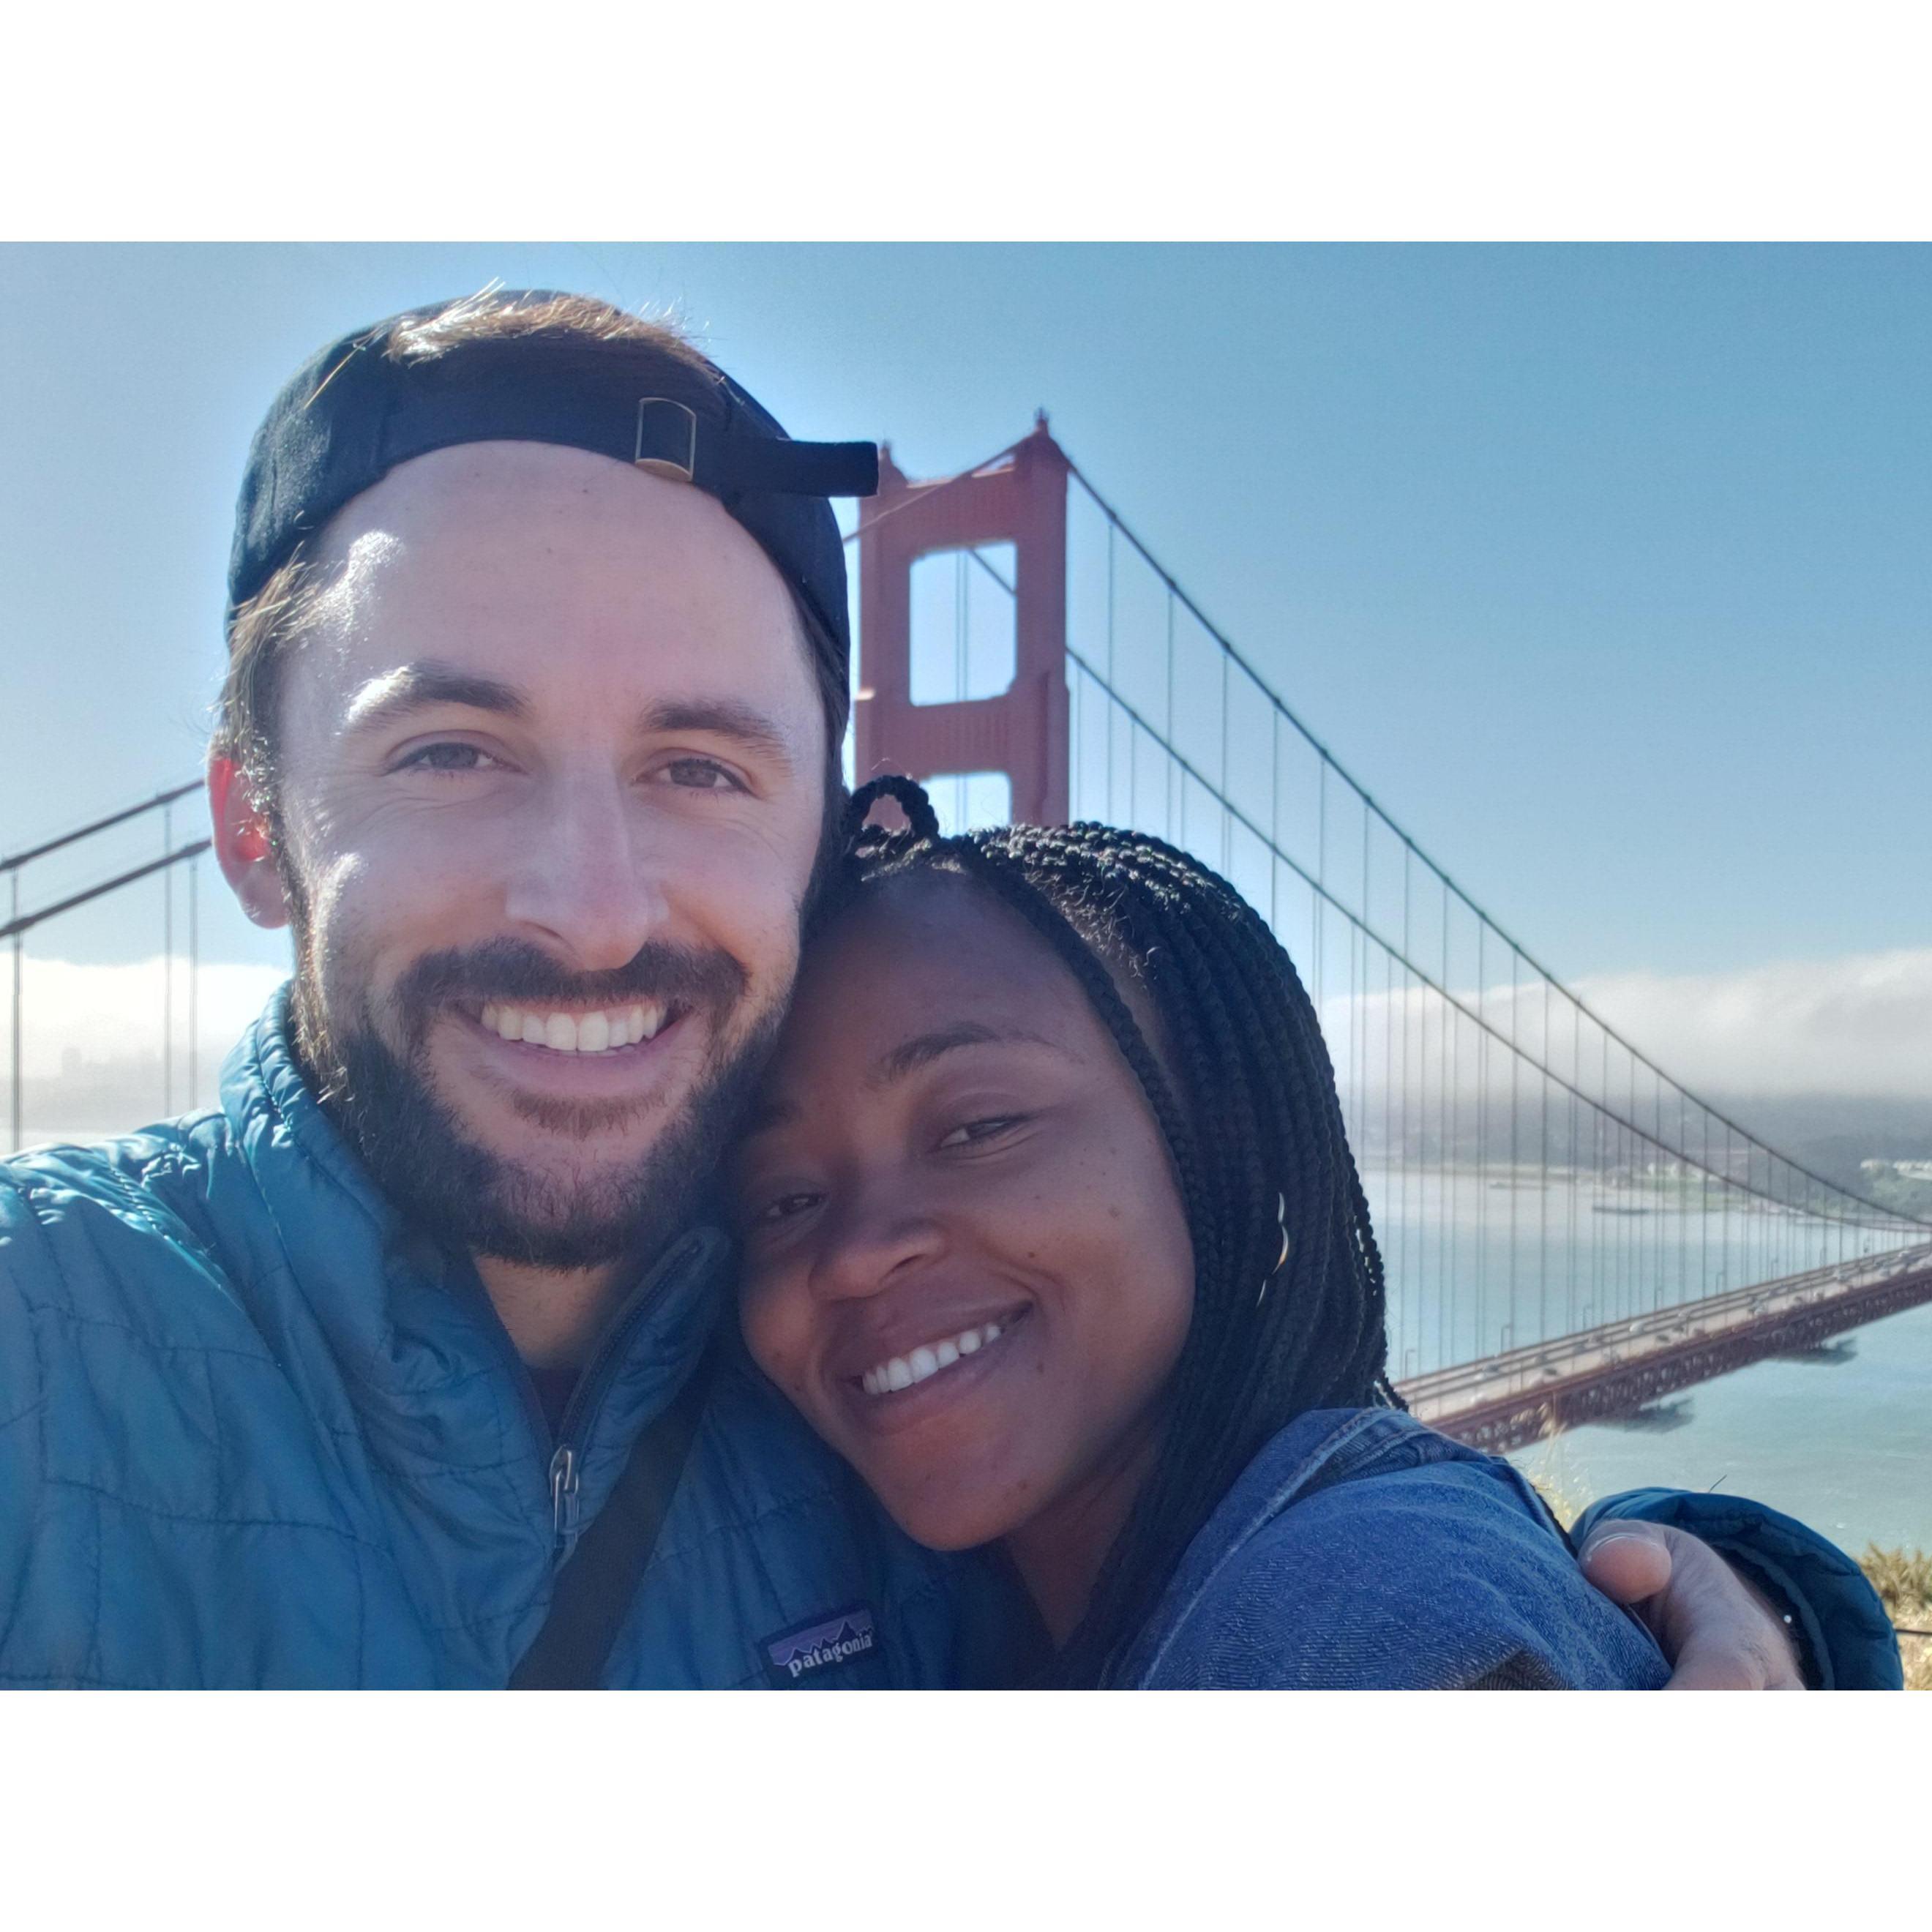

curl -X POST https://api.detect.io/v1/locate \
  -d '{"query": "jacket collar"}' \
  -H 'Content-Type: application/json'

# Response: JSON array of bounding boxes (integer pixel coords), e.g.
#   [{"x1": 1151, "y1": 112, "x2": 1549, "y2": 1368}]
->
[{"x1": 217, "y1": 984, "x2": 727, "y2": 1511}]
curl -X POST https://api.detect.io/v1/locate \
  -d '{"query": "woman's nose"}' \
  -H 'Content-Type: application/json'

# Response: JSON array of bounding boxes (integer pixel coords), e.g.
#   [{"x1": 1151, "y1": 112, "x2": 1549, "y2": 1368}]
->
[
  {"x1": 812, "y1": 1186, "x2": 946, "y2": 1304},
  {"x1": 502, "y1": 774, "x2": 670, "y2": 971}
]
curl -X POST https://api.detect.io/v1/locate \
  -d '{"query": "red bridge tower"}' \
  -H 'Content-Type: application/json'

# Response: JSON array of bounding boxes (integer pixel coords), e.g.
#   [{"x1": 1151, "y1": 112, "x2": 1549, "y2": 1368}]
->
[{"x1": 853, "y1": 418, "x2": 1071, "y2": 825}]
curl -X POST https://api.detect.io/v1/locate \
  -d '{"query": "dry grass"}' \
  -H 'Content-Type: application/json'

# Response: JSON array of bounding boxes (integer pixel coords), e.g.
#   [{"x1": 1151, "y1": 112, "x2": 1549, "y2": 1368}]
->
[{"x1": 1861, "y1": 1546, "x2": 1932, "y2": 1690}]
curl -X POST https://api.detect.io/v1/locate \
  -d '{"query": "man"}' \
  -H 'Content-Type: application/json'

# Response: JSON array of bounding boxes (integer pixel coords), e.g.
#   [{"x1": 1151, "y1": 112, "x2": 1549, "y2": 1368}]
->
[{"x1": 0, "y1": 291, "x2": 1894, "y2": 1687}]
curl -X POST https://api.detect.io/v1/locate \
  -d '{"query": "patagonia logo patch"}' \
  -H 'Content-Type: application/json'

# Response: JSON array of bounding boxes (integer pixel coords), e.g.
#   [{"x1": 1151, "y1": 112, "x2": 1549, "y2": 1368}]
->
[{"x1": 761, "y1": 1603, "x2": 880, "y2": 1685}]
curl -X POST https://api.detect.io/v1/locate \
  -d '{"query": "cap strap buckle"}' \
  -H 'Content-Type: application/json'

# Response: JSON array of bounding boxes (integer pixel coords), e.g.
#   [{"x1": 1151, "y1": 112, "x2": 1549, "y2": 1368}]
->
[{"x1": 634, "y1": 397, "x2": 698, "y2": 482}]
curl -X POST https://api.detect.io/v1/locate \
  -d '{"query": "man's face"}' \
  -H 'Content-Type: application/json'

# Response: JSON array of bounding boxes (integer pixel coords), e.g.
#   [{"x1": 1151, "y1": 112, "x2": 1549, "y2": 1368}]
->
[{"x1": 243, "y1": 441, "x2": 828, "y2": 1267}]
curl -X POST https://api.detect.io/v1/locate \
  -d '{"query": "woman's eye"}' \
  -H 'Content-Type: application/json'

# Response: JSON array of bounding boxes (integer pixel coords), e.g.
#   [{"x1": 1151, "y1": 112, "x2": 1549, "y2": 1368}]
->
[
  {"x1": 659, "y1": 757, "x2": 744, "y2": 793},
  {"x1": 753, "y1": 1190, "x2": 823, "y2": 1227},
  {"x1": 937, "y1": 1116, "x2": 1023, "y2": 1150},
  {"x1": 398, "y1": 742, "x2": 498, "y2": 775}
]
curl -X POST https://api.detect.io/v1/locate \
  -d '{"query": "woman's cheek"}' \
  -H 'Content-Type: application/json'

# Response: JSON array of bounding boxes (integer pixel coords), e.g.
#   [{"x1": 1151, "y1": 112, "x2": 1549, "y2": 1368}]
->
[{"x1": 736, "y1": 1264, "x2": 794, "y2": 1383}]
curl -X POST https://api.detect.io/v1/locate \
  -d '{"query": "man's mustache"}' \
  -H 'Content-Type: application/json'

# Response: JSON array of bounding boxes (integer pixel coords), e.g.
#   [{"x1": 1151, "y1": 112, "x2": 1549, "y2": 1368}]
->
[{"x1": 391, "y1": 938, "x2": 748, "y2": 1036}]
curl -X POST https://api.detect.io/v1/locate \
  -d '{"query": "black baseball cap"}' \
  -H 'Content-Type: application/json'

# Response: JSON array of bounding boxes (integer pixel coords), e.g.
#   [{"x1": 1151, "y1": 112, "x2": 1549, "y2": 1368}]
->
[{"x1": 228, "y1": 293, "x2": 878, "y2": 713}]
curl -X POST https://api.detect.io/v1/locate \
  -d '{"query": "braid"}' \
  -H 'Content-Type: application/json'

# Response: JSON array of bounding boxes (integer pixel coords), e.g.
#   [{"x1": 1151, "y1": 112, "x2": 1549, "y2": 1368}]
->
[{"x1": 829, "y1": 788, "x2": 1394, "y2": 1684}]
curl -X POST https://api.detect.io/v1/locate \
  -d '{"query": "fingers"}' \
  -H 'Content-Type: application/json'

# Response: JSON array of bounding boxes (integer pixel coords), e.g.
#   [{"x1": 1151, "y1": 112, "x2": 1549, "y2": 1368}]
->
[
  {"x1": 1649, "y1": 1528, "x2": 1806, "y2": 1688},
  {"x1": 1660, "y1": 1634, "x2": 1803, "y2": 1691},
  {"x1": 1659, "y1": 1645, "x2": 1764, "y2": 1690},
  {"x1": 1579, "y1": 1520, "x2": 1808, "y2": 1688},
  {"x1": 1579, "y1": 1524, "x2": 1675, "y2": 1605}
]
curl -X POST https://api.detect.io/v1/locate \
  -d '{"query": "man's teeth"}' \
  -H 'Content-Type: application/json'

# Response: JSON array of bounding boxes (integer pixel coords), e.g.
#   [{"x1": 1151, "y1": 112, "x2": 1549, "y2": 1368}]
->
[
  {"x1": 479, "y1": 1001, "x2": 666, "y2": 1052},
  {"x1": 861, "y1": 1322, "x2": 1008, "y2": 1398}
]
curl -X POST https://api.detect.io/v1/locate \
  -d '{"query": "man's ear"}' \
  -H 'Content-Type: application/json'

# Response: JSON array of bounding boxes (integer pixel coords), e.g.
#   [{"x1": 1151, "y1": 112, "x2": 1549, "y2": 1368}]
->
[{"x1": 208, "y1": 754, "x2": 291, "y2": 930}]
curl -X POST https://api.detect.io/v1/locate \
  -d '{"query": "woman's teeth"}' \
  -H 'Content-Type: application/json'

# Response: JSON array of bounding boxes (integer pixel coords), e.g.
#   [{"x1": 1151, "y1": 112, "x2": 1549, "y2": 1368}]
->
[
  {"x1": 860, "y1": 1321, "x2": 1009, "y2": 1398},
  {"x1": 479, "y1": 1001, "x2": 665, "y2": 1052}
]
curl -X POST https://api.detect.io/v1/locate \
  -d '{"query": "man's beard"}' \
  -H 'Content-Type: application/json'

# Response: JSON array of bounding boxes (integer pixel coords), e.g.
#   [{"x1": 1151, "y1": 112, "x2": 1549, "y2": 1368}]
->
[{"x1": 288, "y1": 915, "x2": 780, "y2": 1271}]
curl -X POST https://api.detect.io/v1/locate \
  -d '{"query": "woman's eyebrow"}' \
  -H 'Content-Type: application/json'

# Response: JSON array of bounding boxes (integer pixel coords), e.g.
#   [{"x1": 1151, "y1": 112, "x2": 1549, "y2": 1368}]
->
[
  {"x1": 870, "y1": 1022, "x2": 1071, "y2": 1086},
  {"x1": 735, "y1": 1022, "x2": 1077, "y2": 1147}
]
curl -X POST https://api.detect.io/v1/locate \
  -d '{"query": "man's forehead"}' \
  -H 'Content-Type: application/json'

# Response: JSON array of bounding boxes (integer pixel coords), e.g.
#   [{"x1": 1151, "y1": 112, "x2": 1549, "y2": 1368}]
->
[
  {"x1": 318, "y1": 442, "x2": 785, "y2": 585},
  {"x1": 285, "y1": 447, "x2": 818, "y2": 724}
]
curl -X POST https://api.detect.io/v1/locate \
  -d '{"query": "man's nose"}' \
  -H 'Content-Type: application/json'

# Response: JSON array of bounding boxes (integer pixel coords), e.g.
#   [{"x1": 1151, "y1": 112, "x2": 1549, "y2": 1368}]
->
[
  {"x1": 812, "y1": 1183, "x2": 947, "y2": 1306},
  {"x1": 501, "y1": 774, "x2": 670, "y2": 972}
]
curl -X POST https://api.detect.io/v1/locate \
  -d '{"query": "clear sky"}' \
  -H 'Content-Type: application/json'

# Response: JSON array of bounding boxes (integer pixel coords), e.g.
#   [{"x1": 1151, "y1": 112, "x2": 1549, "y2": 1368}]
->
[{"x1": 2, "y1": 243, "x2": 1927, "y2": 1000}]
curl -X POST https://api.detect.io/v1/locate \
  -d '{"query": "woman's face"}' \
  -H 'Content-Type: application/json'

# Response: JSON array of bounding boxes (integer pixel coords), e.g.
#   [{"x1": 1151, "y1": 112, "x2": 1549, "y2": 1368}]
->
[{"x1": 735, "y1": 870, "x2": 1196, "y2": 1552}]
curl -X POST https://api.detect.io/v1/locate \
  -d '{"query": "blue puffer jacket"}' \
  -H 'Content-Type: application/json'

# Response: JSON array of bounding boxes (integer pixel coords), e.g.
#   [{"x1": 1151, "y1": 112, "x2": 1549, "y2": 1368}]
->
[
  {"x1": 0, "y1": 990, "x2": 968, "y2": 1688},
  {"x1": 0, "y1": 990, "x2": 1899, "y2": 1689}
]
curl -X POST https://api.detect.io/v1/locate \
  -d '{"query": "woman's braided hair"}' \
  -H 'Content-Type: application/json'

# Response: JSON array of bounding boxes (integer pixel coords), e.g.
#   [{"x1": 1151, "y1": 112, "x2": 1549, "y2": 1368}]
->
[{"x1": 824, "y1": 776, "x2": 1401, "y2": 1685}]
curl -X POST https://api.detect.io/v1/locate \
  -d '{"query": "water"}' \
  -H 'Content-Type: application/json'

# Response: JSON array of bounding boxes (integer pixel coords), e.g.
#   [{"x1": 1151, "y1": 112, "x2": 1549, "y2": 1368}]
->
[
  {"x1": 1352, "y1": 1163, "x2": 1932, "y2": 1553},
  {"x1": 1359, "y1": 1163, "x2": 1924, "y2": 1381},
  {"x1": 1504, "y1": 1297, "x2": 1932, "y2": 1553}
]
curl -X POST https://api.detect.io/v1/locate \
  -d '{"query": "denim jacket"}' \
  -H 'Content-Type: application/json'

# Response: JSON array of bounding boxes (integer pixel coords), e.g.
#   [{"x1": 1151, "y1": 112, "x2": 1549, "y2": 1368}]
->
[{"x1": 1106, "y1": 1409, "x2": 1671, "y2": 1689}]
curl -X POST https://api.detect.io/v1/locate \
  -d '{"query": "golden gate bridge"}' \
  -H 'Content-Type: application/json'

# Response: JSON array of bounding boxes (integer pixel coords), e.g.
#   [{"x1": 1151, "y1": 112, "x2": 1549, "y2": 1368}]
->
[{"x1": 7, "y1": 421, "x2": 1930, "y2": 1448}]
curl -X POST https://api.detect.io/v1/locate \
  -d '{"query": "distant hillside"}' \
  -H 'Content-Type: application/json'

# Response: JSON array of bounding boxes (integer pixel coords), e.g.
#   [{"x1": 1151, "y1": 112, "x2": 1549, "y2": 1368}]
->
[{"x1": 1706, "y1": 1093, "x2": 1932, "y2": 1213}]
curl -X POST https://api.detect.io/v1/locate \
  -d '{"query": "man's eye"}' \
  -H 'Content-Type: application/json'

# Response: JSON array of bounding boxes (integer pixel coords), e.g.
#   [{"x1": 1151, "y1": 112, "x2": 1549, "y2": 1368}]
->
[
  {"x1": 398, "y1": 743, "x2": 498, "y2": 774},
  {"x1": 659, "y1": 757, "x2": 744, "y2": 793},
  {"x1": 937, "y1": 1117, "x2": 1023, "y2": 1150}
]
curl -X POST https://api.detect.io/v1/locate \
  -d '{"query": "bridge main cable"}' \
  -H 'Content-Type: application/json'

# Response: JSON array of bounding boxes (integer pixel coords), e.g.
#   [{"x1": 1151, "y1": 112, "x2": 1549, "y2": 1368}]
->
[{"x1": 1053, "y1": 454, "x2": 1931, "y2": 1238}]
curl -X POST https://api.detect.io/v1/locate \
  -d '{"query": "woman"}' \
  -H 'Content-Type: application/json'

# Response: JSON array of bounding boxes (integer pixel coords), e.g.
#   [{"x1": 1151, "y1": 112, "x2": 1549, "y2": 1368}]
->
[{"x1": 733, "y1": 778, "x2": 1671, "y2": 1688}]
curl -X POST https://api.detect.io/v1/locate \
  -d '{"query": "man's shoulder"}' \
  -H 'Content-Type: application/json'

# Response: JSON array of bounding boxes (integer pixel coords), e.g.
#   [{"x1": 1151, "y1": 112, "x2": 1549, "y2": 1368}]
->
[
  {"x1": 5, "y1": 1113, "x2": 217, "y2": 1205},
  {"x1": 0, "y1": 1112, "x2": 252, "y2": 1325}
]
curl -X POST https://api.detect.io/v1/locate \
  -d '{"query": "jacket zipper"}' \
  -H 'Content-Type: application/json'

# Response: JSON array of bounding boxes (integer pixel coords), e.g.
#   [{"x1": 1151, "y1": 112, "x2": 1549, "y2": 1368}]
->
[
  {"x1": 548, "y1": 1445, "x2": 580, "y2": 1558},
  {"x1": 542, "y1": 1230, "x2": 715, "y2": 1563}
]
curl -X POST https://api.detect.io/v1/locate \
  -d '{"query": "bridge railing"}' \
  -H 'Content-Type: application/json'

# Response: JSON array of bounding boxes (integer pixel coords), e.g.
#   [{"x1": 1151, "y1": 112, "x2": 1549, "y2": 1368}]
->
[{"x1": 2, "y1": 780, "x2": 210, "y2": 1153}]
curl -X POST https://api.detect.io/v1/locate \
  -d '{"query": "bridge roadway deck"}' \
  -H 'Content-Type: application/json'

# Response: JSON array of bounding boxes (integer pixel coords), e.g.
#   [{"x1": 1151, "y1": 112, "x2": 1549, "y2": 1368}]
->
[{"x1": 1397, "y1": 1243, "x2": 1932, "y2": 1454}]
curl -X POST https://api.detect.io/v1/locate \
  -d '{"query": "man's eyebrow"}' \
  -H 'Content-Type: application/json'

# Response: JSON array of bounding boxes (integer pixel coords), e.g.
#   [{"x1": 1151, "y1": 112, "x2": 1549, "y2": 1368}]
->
[
  {"x1": 344, "y1": 662, "x2": 531, "y2": 733},
  {"x1": 638, "y1": 697, "x2": 795, "y2": 769},
  {"x1": 870, "y1": 1022, "x2": 1071, "y2": 1086}
]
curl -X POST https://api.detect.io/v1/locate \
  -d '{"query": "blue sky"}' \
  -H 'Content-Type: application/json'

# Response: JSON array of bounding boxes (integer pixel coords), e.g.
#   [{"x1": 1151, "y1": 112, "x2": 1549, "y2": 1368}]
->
[{"x1": 1, "y1": 243, "x2": 1926, "y2": 995}]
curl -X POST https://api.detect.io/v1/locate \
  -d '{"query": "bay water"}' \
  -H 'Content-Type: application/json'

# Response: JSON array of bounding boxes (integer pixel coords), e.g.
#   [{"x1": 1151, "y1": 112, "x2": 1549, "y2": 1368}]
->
[{"x1": 1358, "y1": 1164, "x2": 1932, "y2": 1552}]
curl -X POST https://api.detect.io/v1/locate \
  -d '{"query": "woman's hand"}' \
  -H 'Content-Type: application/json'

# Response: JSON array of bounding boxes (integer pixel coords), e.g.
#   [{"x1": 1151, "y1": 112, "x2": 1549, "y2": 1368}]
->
[{"x1": 1579, "y1": 1521, "x2": 1805, "y2": 1688}]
